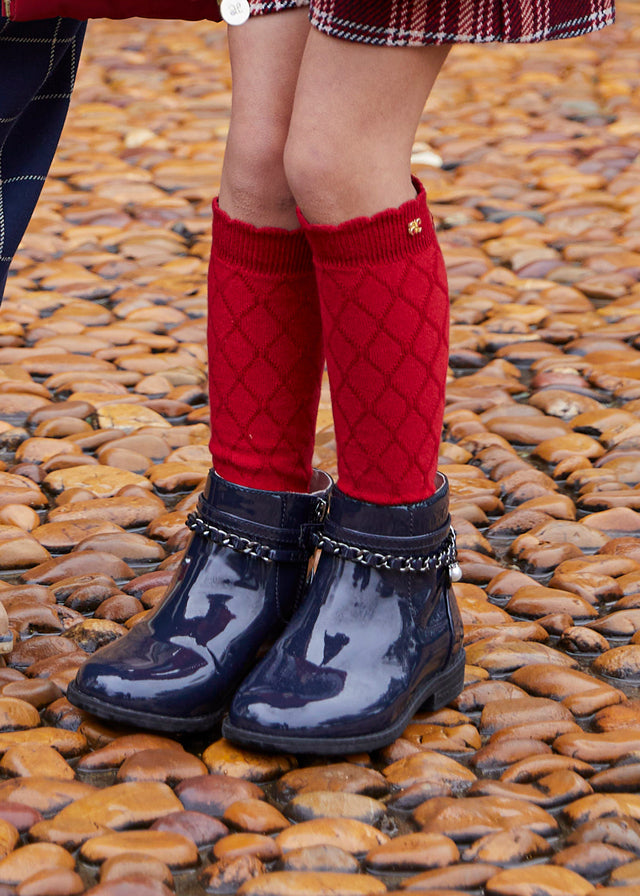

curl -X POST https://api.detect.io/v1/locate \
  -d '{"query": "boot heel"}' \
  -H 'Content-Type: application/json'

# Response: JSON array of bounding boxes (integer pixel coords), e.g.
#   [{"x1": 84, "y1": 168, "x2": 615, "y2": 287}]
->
[{"x1": 420, "y1": 649, "x2": 466, "y2": 712}]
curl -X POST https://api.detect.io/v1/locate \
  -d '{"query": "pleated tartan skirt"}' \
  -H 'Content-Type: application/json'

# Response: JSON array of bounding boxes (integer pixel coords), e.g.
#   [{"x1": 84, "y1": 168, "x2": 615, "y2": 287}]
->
[{"x1": 260, "y1": 0, "x2": 614, "y2": 46}]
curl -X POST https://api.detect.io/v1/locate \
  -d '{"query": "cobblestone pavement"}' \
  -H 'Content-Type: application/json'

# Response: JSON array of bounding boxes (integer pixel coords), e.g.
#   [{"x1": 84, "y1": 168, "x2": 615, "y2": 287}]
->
[{"x1": 0, "y1": 3, "x2": 639, "y2": 895}]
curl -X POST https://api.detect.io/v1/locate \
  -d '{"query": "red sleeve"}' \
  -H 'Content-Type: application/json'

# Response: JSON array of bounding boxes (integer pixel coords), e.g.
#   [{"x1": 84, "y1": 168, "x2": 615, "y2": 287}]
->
[{"x1": 8, "y1": 0, "x2": 222, "y2": 22}]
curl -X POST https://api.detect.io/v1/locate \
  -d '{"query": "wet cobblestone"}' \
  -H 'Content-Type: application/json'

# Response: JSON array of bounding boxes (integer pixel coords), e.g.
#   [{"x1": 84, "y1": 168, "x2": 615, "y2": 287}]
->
[{"x1": 1, "y1": 3, "x2": 640, "y2": 894}]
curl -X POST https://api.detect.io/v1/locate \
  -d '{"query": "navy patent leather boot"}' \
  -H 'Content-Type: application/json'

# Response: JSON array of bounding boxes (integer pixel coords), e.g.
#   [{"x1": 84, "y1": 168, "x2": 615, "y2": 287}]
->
[
  {"x1": 67, "y1": 469, "x2": 332, "y2": 733},
  {"x1": 223, "y1": 473, "x2": 464, "y2": 755}
]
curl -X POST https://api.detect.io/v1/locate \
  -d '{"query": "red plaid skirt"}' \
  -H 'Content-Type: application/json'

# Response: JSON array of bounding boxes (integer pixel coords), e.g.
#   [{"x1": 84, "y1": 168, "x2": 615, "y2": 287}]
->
[
  {"x1": 8, "y1": 0, "x2": 615, "y2": 44},
  {"x1": 304, "y1": 0, "x2": 615, "y2": 46}
]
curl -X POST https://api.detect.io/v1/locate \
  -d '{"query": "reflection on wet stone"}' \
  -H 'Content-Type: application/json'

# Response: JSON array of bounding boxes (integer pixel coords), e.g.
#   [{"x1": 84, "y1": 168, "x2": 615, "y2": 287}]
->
[{"x1": 1, "y1": 4, "x2": 640, "y2": 894}]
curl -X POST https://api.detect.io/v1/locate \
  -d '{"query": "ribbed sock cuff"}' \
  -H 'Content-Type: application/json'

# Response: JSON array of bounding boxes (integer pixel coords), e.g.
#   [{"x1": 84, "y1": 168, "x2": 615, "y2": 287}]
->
[
  {"x1": 298, "y1": 178, "x2": 433, "y2": 268},
  {"x1": 212, "y1": 198, "x2": 313, "y2": 276}
]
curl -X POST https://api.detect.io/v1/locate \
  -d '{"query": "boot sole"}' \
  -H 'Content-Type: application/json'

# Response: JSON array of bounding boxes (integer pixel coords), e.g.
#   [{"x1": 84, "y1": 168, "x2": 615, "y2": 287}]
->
[
  {"x1": 67, "y1": 681, "x2": 224, "y2": 734},
  {"x1": 223, "y1": 648, "x2": 466, "y2": 755}
]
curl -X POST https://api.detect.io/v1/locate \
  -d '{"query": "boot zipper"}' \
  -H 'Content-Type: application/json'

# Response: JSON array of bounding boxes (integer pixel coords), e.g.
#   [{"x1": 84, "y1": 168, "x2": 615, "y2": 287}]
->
[{"x1": 4, "y1": 0, "x2": 12, "y2": 18}]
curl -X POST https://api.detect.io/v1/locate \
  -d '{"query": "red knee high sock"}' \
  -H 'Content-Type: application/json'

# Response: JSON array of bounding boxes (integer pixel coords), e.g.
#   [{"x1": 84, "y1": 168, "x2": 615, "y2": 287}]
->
[
  {"x1": 300, "y1": 180, "x2": 449, "y2": 504},
  {"x1": 208, "y1": 200, "x2": 324, "y2": 493}
]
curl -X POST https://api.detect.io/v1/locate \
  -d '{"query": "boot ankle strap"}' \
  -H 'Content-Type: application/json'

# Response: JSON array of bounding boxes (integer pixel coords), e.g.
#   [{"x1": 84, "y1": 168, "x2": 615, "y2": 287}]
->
[
  {"x1": 312, "y1": 528, "x2": 461, "y2": 578},
  {"x1": 186, "y1": 513, "x2": 310, "y2": 564}
]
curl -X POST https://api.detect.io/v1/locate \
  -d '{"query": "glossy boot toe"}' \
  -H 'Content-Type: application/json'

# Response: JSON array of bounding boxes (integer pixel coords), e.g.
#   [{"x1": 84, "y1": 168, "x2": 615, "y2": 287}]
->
[
  {"x1": 223, "y1": 473, "x2": 464, "y2": 754},
  {"x1": 67, "y1": 469, "x2": 332, "y2": 733}
]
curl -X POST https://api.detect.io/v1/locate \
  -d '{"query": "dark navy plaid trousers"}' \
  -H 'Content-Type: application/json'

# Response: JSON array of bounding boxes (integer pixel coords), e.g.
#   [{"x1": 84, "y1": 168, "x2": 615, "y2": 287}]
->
[{"x1": 0, "y1": 17, "x2": 86, "y2": 297}]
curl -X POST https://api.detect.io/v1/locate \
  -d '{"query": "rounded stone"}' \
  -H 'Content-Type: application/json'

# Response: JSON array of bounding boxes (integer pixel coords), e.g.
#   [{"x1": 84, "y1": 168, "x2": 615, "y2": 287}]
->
[
  {"x1": 202, "y1": 739, "x2": 296, "y2": 782},
  {"x1": 0, "y1": 505, "x2": 40, "y2": 532},
  {"x1": 116, "y1": 748, "x2": 208, "y2": 784},
  {"x1": 609, "y1": 857, "x2": 640, "y2": 887},
  {"x1": 413, "y1": 796, "x2": 558, "y2": 841},
  {"x1": 94, "y1": 593, "x2": 144, "y2": 622},
  {"x1": 213, "y1": 833, "x2": 281, "y2": 864},
  {"x1": 30, "y1": 781, "x2": 183, "y2": 848},
  {"x1": 0, "y1": 778, "x2": 96, "y2": 817},
  {"x1": 383, "y1": 750, "x2": 476, "y2": 792},
  {"x1": 236, "y1": 872, "x2": 387, "y2": 896},
  {"x1": 0, "y1": 801, "x2": 43, "y2": 833},
  {"x1": 0, "y1": 729, "x2": 86, "y2": 758},
  {"x1": 275, "y1": 765, "x2": 388, "y2": 801},
  {"x1": 534, "y1": 433, "x2": 604, "y2": 463},
  {"x1": 594, "y1": 889, "x2": 640, "y2": 896},
  {"x1": 83, "y1": 879, "x2": 174, "y2": 896},
  {"x1": 558, "y1": 626, "x2": 610, "y2": 654},
  {"x1": 471, "y1": 769, "x2": 592, "y2": 810},
  {"x1": 471, "y1": 738, "x2": 553, "y2": 773},
  {"x1": 77, "y1": 734, "x2": 187, "y2": 771},
  {"x1": 0, "y1": 474, "x2": 47, "y2": 510},
  {"x1": 402, "y1": 862, "x2": 499, "y2": 891},
  {"x1": 99, "y1": 852, "x2": 173, "y2": 886},
  {"x1": 10, "y1": 635, "x2": 79, "y2": 672},
  {"x1": 567, "y1": 816, "x2": 640, "y2": 855},
  {"x1": 0, "y1": 820, "x2": 19, "y2": 862},
  {"x1": 465, "y1": 639, "x2": 578, "y2": 675},
  {"x1": 0, "y1": 533, "x2": 51, "y2": 570},
  {"x1": 74, "y1": 531, "x2": 166, "y2": 563},
  {"x1": 80, "y1": 830, "x2": 198, "y2": 868},
  {"x1": 48, "y1": 493, "x2": 165, "y2": 529},
  {"x1": 453, "y1": 680, "x2": 528, "y2": 713},
  {"x1": 0, "y1": 698, "x2": 42, "y2": 732},
  {"x1": 500, "y1": 754, "x2": 595, "y2": 785},
  {"x1": 0, "y1": 680, "x2": 63, "y2": 710},
  {"x1": 199, "y1": 855, "x2": 265, "y2": 894},
  {"x1": 16, "y1": 868, "x2": 85, "y2": 896},
  {"x1": 54, "y1": 574, "x2": 122, "y2": 609},
  {"x1": 175, "y1": 775, "x2": 264, "y2": 817},
  {"x1": 582, "y1": 508, "x2": 640, "y2": 535},
  {"x1": 96, "y1": 404, "x2": 171, "y2": 432},
  {"x1": 505, "y1": 586, "x2": 598, "y2": 621},
  {"x1": 0, "y1": 843, "x2": 75, "y2": 885},
  {"x1": 463, "y1": 829, "x2": 552, "y2": 866},
  {"x1": 281, "y1": 845, "x2": 360, "y2": 874},
  {"x1": 223, "y1": 799, "x2": 289, "y2": 834},
  {"x1": 276, "y1": 818, "x2": 388, "y2": 856},
  {"x1": 285, "y1": 792, "x2": 385, "y2": 826},
  {"x1": 22, "y1": 552, "x2": 134, "y2": 585},
  {"x1": 62, "y1": 618, "x2": 127, "y2": 653},
  {"x1": 508, "y1": 664, "x2": 625, "y2": 713},
  {"x1": 588, "y1": 764, "x2": 640, "y2": 793},
  {"x1": 401, "y1": 721, "x2": 481, "y2": 752},
  {"x1": 43, "y1": 465, "x2": 152, "y2": 498},
  {"x1": 562, "y1": 793, "x2": 640, "y2": 828},
  {"x1": 485, "y1": 865, "x2": 594, "y2": 896},
  {"x1": 387, "y1": 891, "x2": 472, "y2": 896},
  {"x1": 15, "y1": 438, "x2": 84, "y2": 465},
  {"x1": 548, "y1": 571, "x2": 621, "y2": 603},
  {"x1": 150, "y1": 810, "x2": 228, "y2": 847},
  {"x1": 480, "y1": 697, "x2": 573, "y2": 735},
  {"x1": 551, "y1": 842, "x2": 636, "y2": 880},
  {"x1": 386, "y1": 780, "x2": 456, "y2": 811},
  {"x1": 593, "y1": 646, "x2": 640, "y2": 681},
  {"x1": 0, "y1": 744, "x2": 75, "y2": 780},
  {"x1": 365, "y1": 832, "x2": 459, "y2": 871}
]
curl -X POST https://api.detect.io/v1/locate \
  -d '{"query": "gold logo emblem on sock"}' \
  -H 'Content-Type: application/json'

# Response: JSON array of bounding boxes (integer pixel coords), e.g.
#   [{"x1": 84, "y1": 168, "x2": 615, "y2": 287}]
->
[{"x1": 408, "y1": 218, "x2": 422, "y2": 236}]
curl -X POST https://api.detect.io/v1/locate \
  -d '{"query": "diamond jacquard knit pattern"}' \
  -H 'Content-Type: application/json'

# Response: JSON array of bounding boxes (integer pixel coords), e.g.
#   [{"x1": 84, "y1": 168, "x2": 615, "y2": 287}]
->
[
  {"x1": 301, "y1": 181, "x2": 449, "y2": 504},
  {"x1": 208, "y1": 201, "x2": 324, "y2": 493}
]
